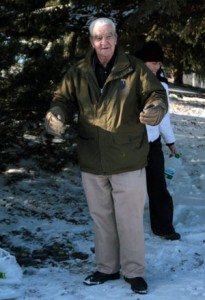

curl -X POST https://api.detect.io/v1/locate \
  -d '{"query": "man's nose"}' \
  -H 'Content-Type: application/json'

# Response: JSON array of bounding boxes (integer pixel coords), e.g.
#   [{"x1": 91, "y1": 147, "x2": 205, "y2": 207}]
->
[{"x1": 101, "y1": 37, "x2": 108, "y2": 43}]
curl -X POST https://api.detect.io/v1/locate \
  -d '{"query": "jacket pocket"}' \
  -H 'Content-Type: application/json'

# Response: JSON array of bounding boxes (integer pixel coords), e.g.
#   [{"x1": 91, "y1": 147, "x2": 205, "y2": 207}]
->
[{"x1": 113, "y1": 134, "x2": 143, "y2": 148}]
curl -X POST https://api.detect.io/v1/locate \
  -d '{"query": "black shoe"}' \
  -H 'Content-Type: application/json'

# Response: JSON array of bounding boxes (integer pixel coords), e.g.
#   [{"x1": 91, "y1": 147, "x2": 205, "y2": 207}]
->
[
  {"x1": 83, "y1": 271, "x2": 120, "y2": 286},
  {"x1": 124, "y1": 276, "x2": 148, "y2": 294},
  {"x1": 155, "y1": 231, "x2": 181, "y2": 241}
]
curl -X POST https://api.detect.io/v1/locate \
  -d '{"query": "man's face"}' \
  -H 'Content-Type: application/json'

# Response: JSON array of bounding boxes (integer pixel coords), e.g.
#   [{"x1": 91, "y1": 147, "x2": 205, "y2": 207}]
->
[
  {"x1": 145, "y1": 61, "x2": 161, "y2": 75},
  {"x1": 90, "y1": 24, "x2": 117, "y2": 61}
]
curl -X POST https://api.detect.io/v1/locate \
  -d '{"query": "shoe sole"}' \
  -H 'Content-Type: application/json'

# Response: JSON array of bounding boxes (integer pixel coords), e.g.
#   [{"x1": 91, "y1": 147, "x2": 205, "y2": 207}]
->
[
  {"x1": 132, "y1": 289, "x2": 147, "y2": 294},
  {"x1": 83, "y1": 280, "x2": 102, "y2": 286},
  {"x1": 83, "y1": 274, "x2": 120, "y2": 286}
]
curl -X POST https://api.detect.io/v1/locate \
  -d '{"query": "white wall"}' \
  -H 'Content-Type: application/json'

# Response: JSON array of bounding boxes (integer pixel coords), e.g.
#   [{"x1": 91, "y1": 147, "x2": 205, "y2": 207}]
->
[{"x1": 183, "y1": 73, "x2": 205, "y2": 88}]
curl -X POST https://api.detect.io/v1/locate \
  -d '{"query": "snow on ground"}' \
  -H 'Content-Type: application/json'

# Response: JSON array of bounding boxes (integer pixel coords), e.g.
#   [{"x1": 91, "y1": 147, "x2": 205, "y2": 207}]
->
[{"x1": 0, "y1": 91, "x2": 205, "y2": 300}]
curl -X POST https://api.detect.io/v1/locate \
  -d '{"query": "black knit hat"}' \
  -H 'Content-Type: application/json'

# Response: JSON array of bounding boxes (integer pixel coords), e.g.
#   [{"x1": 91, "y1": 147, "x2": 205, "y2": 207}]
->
[{"x1": 135, "y1": 41, "x2": 164, "y2": 62}]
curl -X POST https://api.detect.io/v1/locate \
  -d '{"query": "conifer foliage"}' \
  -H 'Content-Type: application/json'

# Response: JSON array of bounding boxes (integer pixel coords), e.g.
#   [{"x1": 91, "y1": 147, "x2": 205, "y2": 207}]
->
[{"x1": 0, "y1": 0, "x2": 205, "y2": 120}]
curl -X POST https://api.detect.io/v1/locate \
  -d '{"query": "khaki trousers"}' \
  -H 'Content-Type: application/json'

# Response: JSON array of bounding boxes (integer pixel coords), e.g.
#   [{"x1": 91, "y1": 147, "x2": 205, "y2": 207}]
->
[{"x1": 81, "y1": 169, "x2": 147, "y2": 278}]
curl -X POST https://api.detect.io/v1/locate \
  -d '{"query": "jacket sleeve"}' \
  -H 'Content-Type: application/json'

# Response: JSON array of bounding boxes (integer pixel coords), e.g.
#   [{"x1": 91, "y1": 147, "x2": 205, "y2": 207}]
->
[
  {"x1": 159, "y1": 82, "x2": 175, "y2": 144},
  {"x1": 50, "y1": 69, "x2": 79, "y2": 124},
  {"x1": 140, "y1": 62, "x2": 168, "y2": 115},
  {"x1": 139, "y1": 64, "x2": 168, "y2": 126}
]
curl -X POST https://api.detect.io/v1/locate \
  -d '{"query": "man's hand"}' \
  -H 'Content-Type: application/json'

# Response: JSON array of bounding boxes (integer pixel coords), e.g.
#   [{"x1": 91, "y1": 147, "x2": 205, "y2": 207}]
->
[
  {"x1": 140, "y1": 102, "x2": 167, "y2": 126},
  {"x1": 45, "y1": 107, "x2": 65, "y2": 137}
]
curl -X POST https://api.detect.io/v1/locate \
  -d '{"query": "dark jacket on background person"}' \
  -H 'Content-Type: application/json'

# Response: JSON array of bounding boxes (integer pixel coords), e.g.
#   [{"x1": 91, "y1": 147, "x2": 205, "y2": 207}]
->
[{"x1": 50, "y1": 46, "x2": 168, "y2": 175}]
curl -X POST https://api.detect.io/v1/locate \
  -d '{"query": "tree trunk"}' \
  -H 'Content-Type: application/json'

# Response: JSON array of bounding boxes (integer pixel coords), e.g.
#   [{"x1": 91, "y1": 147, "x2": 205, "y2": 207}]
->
[
  {"x1": 173, "y1": 63, "x2": 183, "y2": 85},
  {"x1": 63, "y1": 32, "x2": 77, "y2": 61}
]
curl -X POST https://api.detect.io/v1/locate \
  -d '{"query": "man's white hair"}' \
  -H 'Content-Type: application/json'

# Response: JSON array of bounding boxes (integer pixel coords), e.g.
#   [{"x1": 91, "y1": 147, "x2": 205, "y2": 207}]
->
[{"x1": 89, "y1": 18, "x2": 116, "y2": 36}]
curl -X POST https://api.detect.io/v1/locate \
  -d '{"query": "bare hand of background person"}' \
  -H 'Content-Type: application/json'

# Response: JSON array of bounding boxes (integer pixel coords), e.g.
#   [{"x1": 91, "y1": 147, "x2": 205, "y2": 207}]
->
[{"x1": 167, "y1": 144, "x2": 177, "y2": 157}]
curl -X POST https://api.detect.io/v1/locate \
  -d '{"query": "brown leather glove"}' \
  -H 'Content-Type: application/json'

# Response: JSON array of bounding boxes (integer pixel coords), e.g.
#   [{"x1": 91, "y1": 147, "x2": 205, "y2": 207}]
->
[
  {"x1": 45, "y1": 107, "x2": 65, "y2": 136},
  {"x1": 140, "y1": 101, "x2": 167, "y2": 126}
]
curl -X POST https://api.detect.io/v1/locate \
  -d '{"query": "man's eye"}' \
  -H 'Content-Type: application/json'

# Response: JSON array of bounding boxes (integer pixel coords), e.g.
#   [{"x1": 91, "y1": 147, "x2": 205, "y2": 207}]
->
[
  {"x1": 93, "y1": 34, "x2": 114, "y2": 41},
  {"x1": 94, "y1": 36, "x2": 102, "y2": 41}
]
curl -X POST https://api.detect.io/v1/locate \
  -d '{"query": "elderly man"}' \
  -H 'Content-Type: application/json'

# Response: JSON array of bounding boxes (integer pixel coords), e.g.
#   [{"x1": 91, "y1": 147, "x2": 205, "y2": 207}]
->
[{"x1": 45, "y1": 17, "x2": 168, "y2": 294}]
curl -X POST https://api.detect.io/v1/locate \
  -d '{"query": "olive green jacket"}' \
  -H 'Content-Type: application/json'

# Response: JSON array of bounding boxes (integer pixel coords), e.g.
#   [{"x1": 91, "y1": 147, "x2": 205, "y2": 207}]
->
[{"x1": 50, "y1": 46, "x2": 168, "y2": 175}]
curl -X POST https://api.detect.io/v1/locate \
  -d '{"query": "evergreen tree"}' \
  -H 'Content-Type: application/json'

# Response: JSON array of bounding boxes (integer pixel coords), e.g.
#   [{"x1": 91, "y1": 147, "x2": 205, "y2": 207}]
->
[
  {"x1": 0, "y1": 0, "x2": 205, "y2": 120},
  {"x1": 125, "y1": 0, "x2": 205, "y2": 83}
]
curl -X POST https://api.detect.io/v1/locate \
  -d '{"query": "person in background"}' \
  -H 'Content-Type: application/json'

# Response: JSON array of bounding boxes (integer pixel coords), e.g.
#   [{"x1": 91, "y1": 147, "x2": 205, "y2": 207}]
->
[
  {"x1": 45, "y1": 18, "x2": 168, "y2": 294},
  {"x1": 135, "y1": 41, "x2": 181, "y2": 241}
]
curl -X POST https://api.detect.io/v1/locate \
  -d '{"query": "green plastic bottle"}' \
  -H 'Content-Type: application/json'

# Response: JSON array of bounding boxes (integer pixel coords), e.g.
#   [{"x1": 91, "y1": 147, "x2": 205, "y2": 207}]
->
[
  {"x1": 0, "y1": 272, "x2": 6, "y2": 279},
  {"x1": 165, "y1": 153, "x2": 182, "y2": 180}
]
